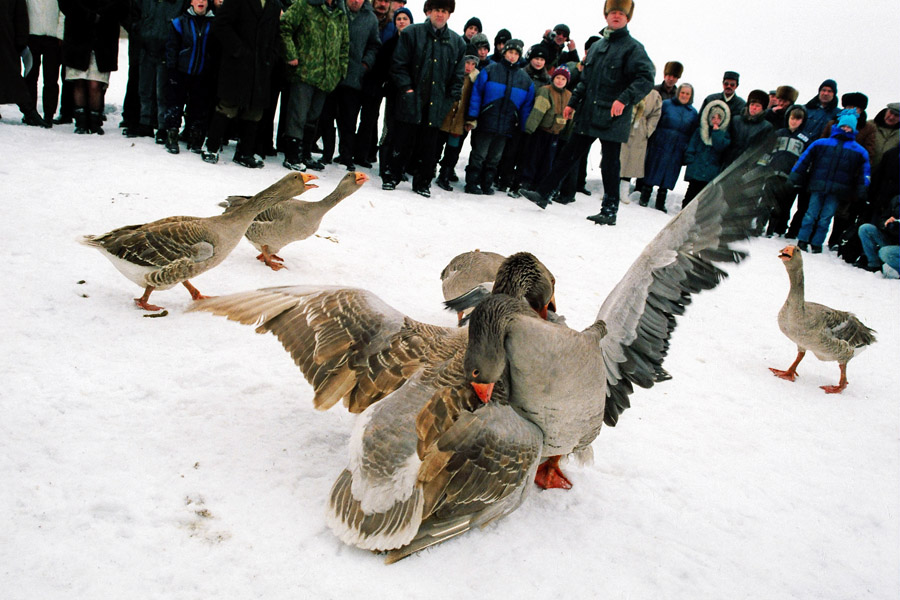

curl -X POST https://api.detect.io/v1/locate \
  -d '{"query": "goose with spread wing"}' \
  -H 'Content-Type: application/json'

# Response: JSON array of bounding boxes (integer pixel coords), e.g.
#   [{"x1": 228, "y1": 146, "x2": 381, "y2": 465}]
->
[
  {"x1": 440, "y1": 250, "x2": 507, "y2": 324},
  {"x1": 220, "y1": 171, "x2": 368, "y2": 271},
  {"x1": 769, "y1": 245, "x2": 876, "y2": 393},
  {"x1": 79, "y1": 173, "x2": 318, "y2": 310}
]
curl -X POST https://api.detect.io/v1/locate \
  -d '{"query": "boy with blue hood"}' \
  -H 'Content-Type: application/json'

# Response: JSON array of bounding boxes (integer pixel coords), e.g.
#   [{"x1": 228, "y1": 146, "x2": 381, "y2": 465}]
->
[{"x1": 790, "y1": 110, "x2": 871, "y2": 253}]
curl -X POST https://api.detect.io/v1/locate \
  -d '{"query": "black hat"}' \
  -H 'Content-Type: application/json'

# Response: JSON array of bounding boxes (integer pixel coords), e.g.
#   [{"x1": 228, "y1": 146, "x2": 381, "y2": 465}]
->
[
  {"x1": 527, "y1": 44, "x2": 548, "y2": 60},
  {"x1": 819, "y1": 79, "x2": 837, "y2": 93},
  {"x1": 585, "y1": 35, "x2": 601, "y2": 51},
  {"x1": 423, "y1": 0, "x2": 455, "y2": 14},
  {"x1": 747, "y1": 89, "x2": 768, "y2": 107},
  {"x1": 723, "y1": 71, "x2": 740, "y2": 82},
  {"x1": 470, "y1": 33, "x2": 490, "y2": 50},
  {"x1": 841, "y1": 92, "x2": 868, "y2": 110},
  {"x1": 504, "y1": 39, "x2": 524, "y2": 56},
  {"x1": 552, "y1": 24, "x2": 570, "y2": 38},
  {"x1": 494, "y1": 28, "x2": 512, "y2": 46},
  {"x1": 464, "y1": 16, "x2": 483, "y2": 33}
]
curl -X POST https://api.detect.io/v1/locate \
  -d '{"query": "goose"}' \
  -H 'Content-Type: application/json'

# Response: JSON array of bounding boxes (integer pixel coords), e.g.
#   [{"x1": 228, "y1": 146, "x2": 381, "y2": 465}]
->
[
  {"x1": 80, "y1": 172, "x2": 318, "y2": 310},
  {"x1": 440, "y1": 250, "x2": 506, "y2": 324},
  {"x1": 220, "y1": 171, "x2": 368, "y2": 271},
  {"x1": 769, "y1": 245, "x2": 876, "y2": 393}
]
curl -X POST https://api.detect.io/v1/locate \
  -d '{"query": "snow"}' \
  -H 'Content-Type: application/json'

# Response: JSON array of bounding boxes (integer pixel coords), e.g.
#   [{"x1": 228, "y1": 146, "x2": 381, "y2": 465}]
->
[{"x1": 2, "y1": 4, "x2": 899, "y2": 598}]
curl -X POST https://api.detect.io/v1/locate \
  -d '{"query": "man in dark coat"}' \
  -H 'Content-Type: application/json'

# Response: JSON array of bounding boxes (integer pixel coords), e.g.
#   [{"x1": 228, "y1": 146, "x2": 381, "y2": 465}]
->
[
  {"x1": 537, "y1": 23, "x2": 578, "y2": 70},
  {"x1": 522, "y1": 0, "x2": 654, "y2": 226},
  {"x1": 200, "y1": 0, "x2": 281, "y2": 168},
  {"x1": 382, "y1": 0, "x2": 465, "y2": 197},
  {"x1": 652, "y1": 60, "x2": 682, "y2": 101},
  {"x1": 701, "y1": 70, "x2": 745, "y2": 115},
  {"x1": 0, "y1": 0, "x2": 49, "y2": 126}
]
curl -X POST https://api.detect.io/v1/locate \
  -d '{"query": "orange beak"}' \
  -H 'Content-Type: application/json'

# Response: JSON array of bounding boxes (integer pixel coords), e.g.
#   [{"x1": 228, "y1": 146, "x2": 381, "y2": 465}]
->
[
  {"x1": 470, "y1": 382, "x2": 494, "y2": 404},
  {"x1": 302, "y1": 172, "x2": 318, "y2": 189},
  {"x1": 778, "y1": 245, "x2": 794, "y2": 261},
  {"x1": 354, "y1": 172, "x2": 370, "y2": 185},
  {"x1": 538, "y1": 294, "x2": 557, "y2": 320}
]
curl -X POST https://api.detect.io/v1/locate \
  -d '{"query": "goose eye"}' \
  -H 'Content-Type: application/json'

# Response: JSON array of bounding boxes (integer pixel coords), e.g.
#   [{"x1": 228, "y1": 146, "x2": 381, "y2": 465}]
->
[{"x1": 471, "y1": 369, "x2": 480, "y2": 378}]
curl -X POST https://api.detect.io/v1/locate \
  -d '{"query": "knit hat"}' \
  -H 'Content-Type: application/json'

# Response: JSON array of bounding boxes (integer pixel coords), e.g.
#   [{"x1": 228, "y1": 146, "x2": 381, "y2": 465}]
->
[
  {"x1": 464, "y1": 16, "x2": 482, "y2": 33},
  {"x1": 494, "y1": 28, "x2": 511, "y2": 46},
  {"x1": 550, "y1": 65, "x2": 571, "y2": 84},
  {"x1": 723, "y1": 70, "x2": 740, "y2": 83},
  {"x1": 393, "y1": 6, "x2": 413, "y2": 24},
  {"x1": 423, "y1": 0, "x2": 454, "y2": 14},
  {"x1": 464, "y1": 55, "x2": 479, "y2": 64},
  {"x1": 527, "y1": 44, "x2": 548, "y2": 60},
  {"x1": 837, "y1": 110, "x2": 858, "y2": 132},
  {"x1": 552, "y1": 24, "x2": 570, "y2": 38},
  {"x1": 747, "y1": 89, "x2": 768, "y2": 107},
  {"x1": 888, "y1": 102, "x2": 900, "y2": 115},
  {"x1": 818, "y1": 79, "x2": 837, "y2": 93},
  {"x1": 604, "y1": 0, "x2": 634, "y2": 20},
  {"x1": 775, "y1": 85, "x2": 799, "y2": 104},
  {"x1": 841, "y1": 92, "x2": 868, "y2": 110},
  {"x1": 470, "y1": 33, "x2": 490, "y2": 50},
  {"x1": 504, "y1": 39, "x2": 524, "y2": 56},
  {"x1": 585, "y1": 35, "x2": 601, "y2": 52},
  {"x1": 663, "y1": 61, "x2": 683, "y2": 78}
]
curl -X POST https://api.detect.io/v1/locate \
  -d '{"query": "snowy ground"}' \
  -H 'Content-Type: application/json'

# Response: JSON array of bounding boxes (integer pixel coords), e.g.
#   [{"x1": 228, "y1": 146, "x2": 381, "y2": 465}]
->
[{"x1": 2, "y1": 12, "x2": 899, "y2": 599}]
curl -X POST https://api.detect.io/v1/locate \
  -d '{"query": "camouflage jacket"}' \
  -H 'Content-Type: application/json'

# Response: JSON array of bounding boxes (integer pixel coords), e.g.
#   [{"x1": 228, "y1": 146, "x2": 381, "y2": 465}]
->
[{"x1": 280, "y1": 0, "x2": 349, "y2": 92}]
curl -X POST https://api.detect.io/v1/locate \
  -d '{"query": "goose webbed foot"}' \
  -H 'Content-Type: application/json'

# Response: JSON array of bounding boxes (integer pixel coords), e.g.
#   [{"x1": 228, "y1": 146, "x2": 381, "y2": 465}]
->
[
  {"x1": 135, "y1": 286, "x2": 164, "y2": 311},
  {"x1": 256, "y1": 249, "x2": 287, "y2": 271},
  {"x1": 534, "y1": 456, "x2": 573, "y2": 490},
  {"x1": 821, "y1": 364, "x2": 848, "y2": 394},
  {"x1": 183, "y1": 280, "x2": 211, "y2": 301},
  {"x1": 769, "y1": 367, "x2": 799, "y2": 382}
]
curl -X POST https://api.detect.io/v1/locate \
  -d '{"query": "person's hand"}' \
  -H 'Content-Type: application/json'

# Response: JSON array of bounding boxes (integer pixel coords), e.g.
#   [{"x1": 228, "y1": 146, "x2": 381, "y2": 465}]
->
[
  {"x1": 563, "y1": 106, "x2": 575, "y2": 120},
  {"x1": 712, "y1": 122, "x2": 719, "y2": 130},
  {"x1": 406, "y1": 88, "x2": 413, "y2": 94},
  {"x1": 610, "y1": 100, "x2": 625, "y2": 117},
  {"x1": 464, "y1": 121, "x2": 476, "y2": 132},
  {"x1": 886, "y1": 216, "x2": 897, "y2": 226},
  {"x1": 566, "y1": 39, "x2": 576, "y2": 51},
  {"x1": 288, "y1": 58, "x2": 298, "y2": 66}
]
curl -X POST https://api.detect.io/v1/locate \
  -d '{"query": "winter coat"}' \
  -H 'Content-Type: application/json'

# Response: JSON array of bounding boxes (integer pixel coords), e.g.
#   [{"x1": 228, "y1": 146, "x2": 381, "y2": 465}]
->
[
  {"x1": 58, "y1": 0, "x2": 130, "y2": 73},
  {"x1": 701, "y1": 91, "x2": 746, "y2": 117},
  {"x1": 213, "y1": 0, "x2": 281, "y2": 111},
  {"x1": 467, "y1": 58, "x2": 534, "y2": 136},
  {"x1": 569, "y1": 26, "x2": 654, "y2": 143},
  {"x1": 390, "y1": 19, "x2": 466, "y2": 127},
  {"x1": 653, "y1": 81, "x2": 676, "y2": 101},
  {"x1": 524, "y1": 82, "x2": 571, "y2": 135},
  {"x1": 685, "y1": 100, "x2": 731, "y2": 183},
  {"x1": 643, "y1": 96, "x2": 698, "y2": 189},
  {"x1": 722, "y1": 107, "x2": 774, "y2": 167},
  {"x1": 138, "y1": 0, "x2": 184, "y2": 58},
  {"x1": 619, "y1": 88, "x2": 662, "y2": 178},
  {"x1": 801, "y1": 95, "x2": 839, "y2": 140},
  {"x1": 339, "y1": 1, "x2": 379, "y2": 91},
  {"x1": 361, "y1": 16, "x2": 397, "y2": 97},
  {"x1": 867, "y1": 108, "x2": 900, "y2": 171},
  {"x1": 790, "y1": 126, "x2": 871, "y2": 197},
  {"x1": 762, "y1": 105, "x2": 810, "y2": 174},
  {"x1": 537, "y1": 33, "x2": 577, "y2": 69},
  {"x1": 440, "y1": 67, "x2": 477, "y2": 135},
  {"x1": 0, "y1": 0, "x2": 29, "y2": 104},
  {"x1": 26, "y1": 0, "x2": 65, "y2": 39},
  {"x1": 523, "y1": 63, "x2": 550, "y2": 87},
  {"x1": 166, "y1": 10, "x2": 212, "y2": 76},
  {"x1": 280, "y1": 0, "x2": 348, "y2": 92}
]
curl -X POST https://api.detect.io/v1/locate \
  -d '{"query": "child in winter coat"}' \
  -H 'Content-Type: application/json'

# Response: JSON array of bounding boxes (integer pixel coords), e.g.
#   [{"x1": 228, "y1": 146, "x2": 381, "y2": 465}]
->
[
  {"x1": 759, "y1": 105, "x2": 810, "y2": 236},
  {"x1": 163, "y1": 0, "x2": 215, "y2": 154},
  {"x1": 682, "y1": 99, "x2": 731, "y2": 207},
  {"x1": 436, "y1": 55, "x2": 479, "y2": 191},
  {"x1": 463, "y1": 39, "x2": 534, "y2": 195},
  {"x1": 791, "y1": 110, "x2": 871, "y2": 253},
  {"x1": 519, "y1": 65, "x2": 572, "y2": 191}
]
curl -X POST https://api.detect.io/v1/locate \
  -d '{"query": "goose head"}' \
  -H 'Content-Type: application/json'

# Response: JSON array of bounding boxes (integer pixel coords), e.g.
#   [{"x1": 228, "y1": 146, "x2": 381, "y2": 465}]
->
[
  {"x1": 778, "y1": 245, "x2": 802, "y2": 269},
  {"x1": 492, "y1": 252, "x2": 557, "y2": 319}
]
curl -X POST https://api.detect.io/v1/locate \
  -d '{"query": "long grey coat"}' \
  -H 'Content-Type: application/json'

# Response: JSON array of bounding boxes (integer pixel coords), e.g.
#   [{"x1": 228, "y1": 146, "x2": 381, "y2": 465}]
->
[
  {"x1": 339, "y1": 1, "x2": 380, "y2": 91},
  {"x1": 619, "y1": 88, "x2": 663, "y2": 178}
]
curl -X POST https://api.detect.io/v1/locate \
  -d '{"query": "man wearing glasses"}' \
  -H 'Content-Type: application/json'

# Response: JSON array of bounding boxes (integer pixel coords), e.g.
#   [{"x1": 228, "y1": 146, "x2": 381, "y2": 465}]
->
[{"x1": 701, "y1": 70, "x2": 746, "y2": 115}]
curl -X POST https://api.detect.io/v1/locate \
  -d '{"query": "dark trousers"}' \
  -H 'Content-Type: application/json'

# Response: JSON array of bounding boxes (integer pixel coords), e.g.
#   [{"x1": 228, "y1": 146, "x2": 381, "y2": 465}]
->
[
  {"x1": 164, "y1": 71, "x2": 210, "y2": 133},
  {"x1": 537, "y1": 134, "x2": 620, "y2": 203},
  {"x1": 138, "y1": 51, "x2": 167, "y2": 129},
  {"x1": 24, "y1": 35, "x2": 62, "y2": 119},
  {"x1": 255, "y1": 65, "x2": 284, "y2": 155},
  {"x1": 121, "y1": 36, "x2": 141, "y2": 126},
  {"x1": 285, "y1": 81, "x2": 327, "y2": 146},
  {"x1": 438, "y1": 130, "x2": 467, "y2": 176},
  {"x1": 355, "y1": 91, "x2": 383, "y2": 162},
  {"x1": 763, "y1": 176, "x2": 795, "y2": 235},
  {"x1": 520, "y1": 129, "x2": 559, "y2": 187},
  {"x1": 682, "y1": 179, "x2": 709, "y2": 207},
  {"x1": 318, "y1": 87, "x2": 361, "y2": 162},
  {"x1": 388, "y1": 122, "x2": 441, "y2": 189},
  {"x1": 466, "y1": 130, "x2": 508, "y2": 187},
  {"x1": 497, "y1": 129, "x2": 527, "y2": 187}
]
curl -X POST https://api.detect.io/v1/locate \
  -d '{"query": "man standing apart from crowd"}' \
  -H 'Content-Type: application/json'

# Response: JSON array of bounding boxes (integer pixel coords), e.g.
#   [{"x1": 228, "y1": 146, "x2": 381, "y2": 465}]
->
[
  {"x1": 383, "y1": 0, "x2": 465, "y2": 197},
  {"x1": 522, "y1": 0, "x2": 654, "y2": 226}
]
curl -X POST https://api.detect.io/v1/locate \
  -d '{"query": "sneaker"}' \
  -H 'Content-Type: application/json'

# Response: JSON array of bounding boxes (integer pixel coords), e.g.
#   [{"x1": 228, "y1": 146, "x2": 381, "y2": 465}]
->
[
  {"x1": 155, "y1": 129, "x2": 166, "y2": 144},
  {"x1": 810, "y1": 245, "x2": 823, "y2": 254},
  {"x1": 413, "y1": 186, "x2": 431, "y2": 198},
  {"x1": 882, "y1": 264, "x2": 900, "y2": 279},
  {"x1": 464, "y1": 184, "x2": 482, "y2": 195},
  {"x1": 165, "y1": 130, "x2": 180, "y2": 154},
  {"x1": 520, "y1": 189, "x2": 549, "y2": 209},
  {"x1": 507, "y1": 189, "x2": 521, "y2": 198},
  {"x1": 201, "y1": 150, "x2": 219, "y2": 164},
  {"x1": 381, "y1": 179, "x2": 396, "y2": 190},
  {"x1": 587, "y1": 212, "x2": 616, "y2": 226},
  {"x1": 481, "y1": 185, "x2": 495, "y2": 196},
  {"x1": 234, "y1": 153, "x2": 265, "y2": 169},
  {"x1": 282, "y1": 156, "x2": 306, "y2": 171}
]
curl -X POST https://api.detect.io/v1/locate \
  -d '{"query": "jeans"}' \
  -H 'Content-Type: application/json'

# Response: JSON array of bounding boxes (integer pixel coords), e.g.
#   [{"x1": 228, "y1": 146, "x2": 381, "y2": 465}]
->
[
  {"x1": 881, "y1": 245, "x2": 900, "y2": 272},
  {"x1": 466, "y1": 131, "x2": 508, "y2": 187},
  {"x1": 798, "y1": 192, "x2": 840, "y2": 247},
  {"x1": 858, "y1": 223, "x2": 888, "y2": 267}
]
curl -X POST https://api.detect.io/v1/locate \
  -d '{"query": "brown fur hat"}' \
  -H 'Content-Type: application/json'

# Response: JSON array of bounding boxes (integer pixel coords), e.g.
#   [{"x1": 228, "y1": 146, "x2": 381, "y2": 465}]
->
[
  {"x1": 663, "y1": 61, "x2": 683, "y2": 78},
  {"x1": 604, "y1": 0, "x2": 634, "y2": 20},
  {"x1": 775, "y1": 86, "x2": 799, "y2": 104},
  {"x1": 747, "y1": 89, "x2": 769, "y2": 107},
  {"x1": 423, "y1": 0, "x2": 455, "y2": 14}
]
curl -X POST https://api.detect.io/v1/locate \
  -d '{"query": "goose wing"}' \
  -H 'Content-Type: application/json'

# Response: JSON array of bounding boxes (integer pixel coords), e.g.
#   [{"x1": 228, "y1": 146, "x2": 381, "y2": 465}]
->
[
  {"x1": 189, "y1": 286, "x2": 465, "y2": 413},
  {"x1": 88, "y1": 217, "x2": 215, "y2": 267},
  {"x1": 595, "y1": 134, "x2": 776, "y2": 426}
]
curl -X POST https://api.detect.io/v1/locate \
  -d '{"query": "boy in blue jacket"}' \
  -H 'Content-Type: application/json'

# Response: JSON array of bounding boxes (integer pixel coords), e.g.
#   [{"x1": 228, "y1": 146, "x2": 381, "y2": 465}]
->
[
  {"x1": 463, "y1": 39, "x2": 535, "y2": 195},
  {"x1": 790, "y1": 110, "x2": 871, "y2": 253}
]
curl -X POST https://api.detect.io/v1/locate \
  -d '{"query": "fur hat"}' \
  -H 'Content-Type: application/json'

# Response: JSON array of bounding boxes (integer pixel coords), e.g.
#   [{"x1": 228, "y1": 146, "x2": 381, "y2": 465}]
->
[
  {"x1": 550, "y1": 65, "x2": 571, "y2": 84},
  {"x1": 464, "y1": 16, "x2": 482, "y2": 33},
  {"x1": 841, "y1": 92, "x2": 868, "y2": 110},
  {"x1": 552, "y1": 24, "x2": 570, "y2": 38},
  {"x1": 604, "y1": 0, "x2": 634, "y2": 20},
  {"x1": 470, "y1": 33, "x2": 490, "y2": 50},
  {"x1": 393, "y1": 6, "x2": 413, "y2": 24},
  {"x1": 663, "y1": 61, "x2": 683, "y2": 78},
  {"x1": 423, "y1": 0, "x2": 455, "y2": 14},
  {"x1": 527, "y1": 44, "x2": 548, "y2": 60},
  {"x1": 494, "y1": 28, "x2": 511, "y2": 46},
  {"x1": 504, "y1": 39, "x2": 524, "y2": 56},
  {"x1": 747, "y1": 89, "x2": 768, "y2": 107},
  {"x1": 464, "y1": 55, "x2": 479, "y2": 64},
  {"x1": 819, "y1": 79, "x2": 837, "y2": 93},
  {"x1": 837, "y1": 110, "x2": 858, "y2": 132},
  {"x1": 723, "y1": 70, "x2": 740, "y2": 83},
  {"x1": 775, "y1": 85, "x2": 799, "y2": 104}
]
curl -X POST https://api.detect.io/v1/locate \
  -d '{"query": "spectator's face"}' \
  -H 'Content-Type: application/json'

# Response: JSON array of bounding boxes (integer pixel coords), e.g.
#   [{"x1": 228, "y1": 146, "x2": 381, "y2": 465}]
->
[
  {"x1": 530, "y1": 56, "x2": 545, "y2": 70},
  {"x1": 553, "y1": 74, "x2": 568, "y2": 88},
  {"x1": 346, "y1": 0, "x2": 364, "y2": 12},
  {"x1": 710, "y1": 113, "x2": 722, "y2": 128},
  {"x1": 191, "y1": 0, "x2": 208, "y2": 14},
  {"x1": 427, "y1": 8, "x2": 450, "y2": 29},
  {"x1": 885, "y1": 110, "x2": 900, "y2": 126},
  {"x1": 504, "y1": 49, "x2": 521, "y2": 64},
  {"x1": 818, "y1": 87, "x2": 835, "y2": 105},
  {"x1": 465, "y1": 25, "x2": 479, "y2": 40},
  {"x1": 394, "y1": 12, "x2": 410, "y2": 30},
  {"x1": 605, "y1": 10, "x2": 628, "y2": 30},
  {"x1": 464, "y1": 61, "x2": 476, "y2": 74},
  {"x1": 496, "y1": 41, "x2": 506, "y2": 52},
  {"x1": 774, "y1": 97, "x2": 791, "y2": 109},
  {"x1": 372, "y1": 0, "x2": 389, "y2": 18},
  {"x1": 212, "y1": 0, "x2": 223, "y2": 9},
  {"x1": 748, "y1": 102, "x2": 763, "y2": 116},
  {"x1": 554, "y1": 32, "x2": 568, "y2": 45},
  {"x1": 663, "y1": 74, "x2": 678, "y2": 88},
  {"x1": 677, "y1": 86, "x2": 693, "y2": 105},
  {"x1": 722, "y1": 79, "x2": 738, "y2": 96},
  {"x1": 839, "y1": 125, "x2": 853, "y2": 133},
  {"x1": 477, "y1": 46, "x2": 489, "y2": 60},
  {"x1": 788, "y1": 114, "x2": 803, "y2": 131}
]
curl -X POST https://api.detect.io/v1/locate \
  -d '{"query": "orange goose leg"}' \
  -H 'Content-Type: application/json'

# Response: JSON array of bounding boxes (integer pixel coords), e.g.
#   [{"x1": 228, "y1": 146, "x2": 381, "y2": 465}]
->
[
  {"x1": 183, "y1": 280, "x2": 211, "y2": 301},
  {"x1": 769, "y1": 350, "x2": 806, "y2": 381},
  {"x1": 535, "y1": 455, "x2": 573, "y2": 490},
  {"x1": 134, "y1": 286, "x2": 163, "y2": 311},
  {"x1": 821, "y1": 363, "x2": 848, "y2": 394},
  {"x1": 256, "y1": 245, "x2": 286, "y2": 271}
]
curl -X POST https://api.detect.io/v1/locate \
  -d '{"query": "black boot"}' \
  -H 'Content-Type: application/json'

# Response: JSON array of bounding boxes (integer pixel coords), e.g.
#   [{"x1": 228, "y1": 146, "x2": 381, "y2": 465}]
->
[
  {"x1": 481, "y1": 171, "x2": 496, "y2": 196},
  {"x1": 654, "y1": 189, "x2": 668, "y2": 213},
  {"x1": 301, "y1": 136, "x2": 325, "y2": 171},
  {"x1": 282, "y1": 137, "x2": 305, "y2": 171},
  {"x1": 436, "y1": 170, "x2": 453, "y2": 192},
  {"x1": 587, "y1": 195, "x2": 618, "y2": 225},
  {"x1": 74, "y1": 108, "x2": 90, "y2": 134},
  {"x1": 233, "y1": 119, "x2": 264, "y2": 168},
  {"x1": 464, "y1": 166, "x2": 483, "y2": 195},
  {"x1": 165, "y1": 129, "x2": 180, "y2": 154},
  {"x1": 520, "y1": 189, "x2": 549, "y2": 209},
  {"x1": 201, "y1": 113, "x2": 227, "y2": 164},
  {"x1": 188, "y1": 127, "x2": 205, "y2": 154},
  {"x1": 638, "y1": 186, "x2": 651, "y2": 207}
]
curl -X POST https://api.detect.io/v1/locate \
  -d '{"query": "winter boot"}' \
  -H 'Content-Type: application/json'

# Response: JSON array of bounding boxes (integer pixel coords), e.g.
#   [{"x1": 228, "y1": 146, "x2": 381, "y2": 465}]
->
[
  {"x1": 282, "y1": 137, "x2": 306, "y2": 171},
  {"x1": 481, "y1": 171, "x2": 496, "y2": 196},
  {"x1": 520, "y1": 189, "x2": 549, "y2": 209},
  {"x1": 165, "y1": 129, "x2": 180, "y2": 154},
  {"x1": 638, "y1": 186, "x2": 651, "y2": 207},
  {"x1": 619, "y1": 180, "x2": 632, "y2": 204},
  {"x1": 436, "y1": 170, "x2": 453, "y2": 192},
  {"x1": 89, "y1": 111, "x2": 105, "y2": 135},
  {"x1": 301, "y1": 137, "x2": 325, "y2": 171},
  {"x1": 587, "y1": 195, "x2": 619, "y2": 225},
  {"x1": 73, "y1": 108, "x2": 90, "y2": 134},
  {"x1": 233, "y1": 119, "x2": 264, "y2": 168},
  {"x1": 464, "y1": 166, "x2": 483, "y2": 195},
  {"x1": 654, "y1": 189, "x2": 668, "y2": 213},
  {"x1": 188, "y1": 127, "x2": 205, "y2": 154}
]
